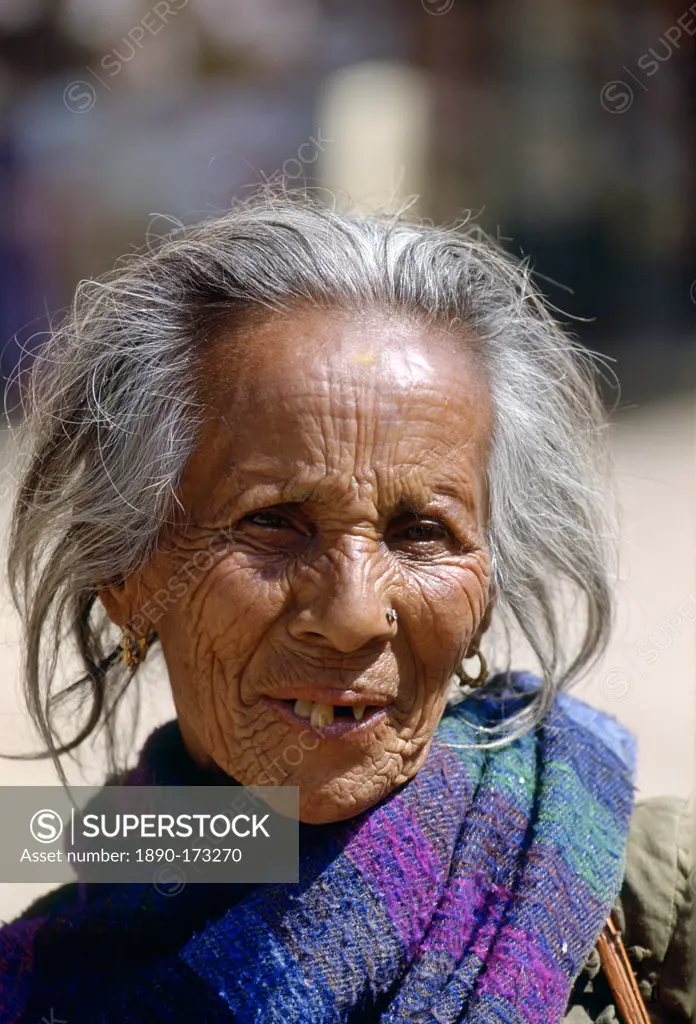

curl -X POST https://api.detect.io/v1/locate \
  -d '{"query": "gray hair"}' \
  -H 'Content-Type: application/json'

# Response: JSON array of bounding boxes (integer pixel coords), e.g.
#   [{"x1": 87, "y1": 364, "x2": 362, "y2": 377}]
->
[{"x1": 5, "y1": 187, "x2": 617, "y2": 779}]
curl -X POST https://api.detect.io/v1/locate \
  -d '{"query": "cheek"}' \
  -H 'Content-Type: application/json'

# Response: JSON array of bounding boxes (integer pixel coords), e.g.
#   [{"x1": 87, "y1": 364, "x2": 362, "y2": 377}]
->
[
  {"x1": 149, "y1": 549, "x2": 288, "y2": 717},
  {"x1": 185, "y1": 554, "x2": 288, "y2": 661},
  {"x1": 153, "y1": 553, "x2": 292, "y2": 774},
  {"x1": 402, "y1": 558, "x2": 490, "y2": 674}
]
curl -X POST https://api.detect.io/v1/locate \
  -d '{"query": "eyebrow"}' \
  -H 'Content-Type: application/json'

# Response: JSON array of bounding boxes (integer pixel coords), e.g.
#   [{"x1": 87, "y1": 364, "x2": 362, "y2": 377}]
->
[
  {"x1": 394, "y1": 495, "x2": 432, "y2": 516},
  {"x1": 205, "y1": 472, "x2": 476, "y2": 527}
]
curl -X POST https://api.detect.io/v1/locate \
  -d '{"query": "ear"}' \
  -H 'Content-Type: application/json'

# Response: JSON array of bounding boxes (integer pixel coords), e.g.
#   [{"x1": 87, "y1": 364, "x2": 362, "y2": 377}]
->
[
  {"x1": 97, "y1": 585, "x2": 132, "y2": 629},
  {"x1": 467, "y1": 586, "x2": 496, "y2": 654},
  {"x1": 97, "y1": 573, "x2": 155, "y2": 638}
]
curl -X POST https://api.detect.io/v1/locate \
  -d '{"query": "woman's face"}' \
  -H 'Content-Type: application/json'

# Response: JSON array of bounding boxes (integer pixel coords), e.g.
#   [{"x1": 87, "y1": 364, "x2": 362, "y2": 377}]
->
[{"x1": 101, "y1": 308, "x2": 494, "y2": 823}]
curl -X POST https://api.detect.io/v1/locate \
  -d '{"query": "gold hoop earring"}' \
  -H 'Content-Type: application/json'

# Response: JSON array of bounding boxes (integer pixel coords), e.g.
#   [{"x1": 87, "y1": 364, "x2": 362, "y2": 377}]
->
[
  {"x1": 455, "y1": 648, "x2": 488, "y2": 688},
  {"x1": 120, "y1": 628, "x2": 152, "y2": 669}
]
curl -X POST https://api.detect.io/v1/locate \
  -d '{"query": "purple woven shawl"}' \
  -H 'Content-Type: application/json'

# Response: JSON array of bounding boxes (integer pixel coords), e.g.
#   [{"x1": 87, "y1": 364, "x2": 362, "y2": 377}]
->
[{"x1": 0, "y1": 671, "x2": 637, "y2": 1023}]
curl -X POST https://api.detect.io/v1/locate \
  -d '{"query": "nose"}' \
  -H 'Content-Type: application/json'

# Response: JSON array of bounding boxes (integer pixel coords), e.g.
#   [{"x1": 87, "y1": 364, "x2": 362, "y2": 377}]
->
[{"x1": 287, "y1": 539, "x2": 397, "y2": 653}]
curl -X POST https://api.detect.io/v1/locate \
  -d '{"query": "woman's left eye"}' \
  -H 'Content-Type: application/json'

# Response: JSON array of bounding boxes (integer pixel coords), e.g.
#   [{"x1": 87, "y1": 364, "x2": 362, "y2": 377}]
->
[
  {"x1": 398, "y1": 522, "x2": 448, "y2": 542},
  {"x1": 242, "y1": 511, "x2": 294, "y2": 530}
]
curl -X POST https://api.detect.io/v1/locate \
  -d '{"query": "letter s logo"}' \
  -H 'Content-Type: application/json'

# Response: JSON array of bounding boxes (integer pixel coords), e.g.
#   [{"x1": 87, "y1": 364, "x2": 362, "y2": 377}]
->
[
  {"x1": 62, "y1": 81, "x2": 97, "y2": 114},
  {"x1": 30, "y1": 809, "x2": 64, "y2": 844}
]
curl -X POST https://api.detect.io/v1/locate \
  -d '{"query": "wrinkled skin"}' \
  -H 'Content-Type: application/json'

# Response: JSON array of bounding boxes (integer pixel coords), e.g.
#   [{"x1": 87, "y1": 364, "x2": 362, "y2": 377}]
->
[{"x1": 99, "y1": 307, "x2": 495, "y2": 823}]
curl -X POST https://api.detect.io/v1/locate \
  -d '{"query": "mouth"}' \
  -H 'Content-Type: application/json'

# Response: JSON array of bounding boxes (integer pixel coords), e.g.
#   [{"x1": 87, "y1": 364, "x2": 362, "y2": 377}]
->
[{"x1": 261, "y1": 695, "x2": 390, "y2": 736}]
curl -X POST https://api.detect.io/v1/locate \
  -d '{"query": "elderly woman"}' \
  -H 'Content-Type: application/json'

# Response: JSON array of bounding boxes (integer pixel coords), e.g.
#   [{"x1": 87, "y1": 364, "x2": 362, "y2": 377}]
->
[{"x1": 0, "y1": 192, "x2": 690, "y2": 1023}]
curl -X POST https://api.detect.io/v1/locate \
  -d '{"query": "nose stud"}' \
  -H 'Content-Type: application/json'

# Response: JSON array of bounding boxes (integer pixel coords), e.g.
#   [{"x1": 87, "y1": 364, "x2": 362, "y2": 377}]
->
[{"x1": 385, "y1": 608, "x2": 398, "y2": 625}]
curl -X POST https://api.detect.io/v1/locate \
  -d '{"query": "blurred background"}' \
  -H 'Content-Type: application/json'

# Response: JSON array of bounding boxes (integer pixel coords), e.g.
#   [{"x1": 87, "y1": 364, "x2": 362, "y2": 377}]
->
[{"x1": 0, "y1": 0, "x2": 693, "y2": 918}]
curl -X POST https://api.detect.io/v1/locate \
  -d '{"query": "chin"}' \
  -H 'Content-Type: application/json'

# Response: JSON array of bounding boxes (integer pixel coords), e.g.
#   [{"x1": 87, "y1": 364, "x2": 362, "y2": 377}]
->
[{"x1": 297, "y1": 774, "x2": 398, "y2": 825}]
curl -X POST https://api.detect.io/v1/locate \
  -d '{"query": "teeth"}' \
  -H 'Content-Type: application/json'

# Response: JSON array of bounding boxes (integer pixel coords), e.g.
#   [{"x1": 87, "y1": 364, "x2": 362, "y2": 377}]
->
[
  {"x1": 310, "y1": 702, "x2": 335, "y2": 728},
  {"x1": 291, "y1": 700, "x2": 371, "y2": 726},
  {"x1": 293, "y1": 699, "x2": 314, "y2": 720}
]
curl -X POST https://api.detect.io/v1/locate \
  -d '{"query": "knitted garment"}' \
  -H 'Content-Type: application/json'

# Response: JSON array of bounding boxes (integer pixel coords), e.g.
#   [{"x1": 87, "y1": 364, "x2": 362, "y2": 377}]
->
[{"x1": 0, "y1": 671, "x2": 637, "y2": 1024}]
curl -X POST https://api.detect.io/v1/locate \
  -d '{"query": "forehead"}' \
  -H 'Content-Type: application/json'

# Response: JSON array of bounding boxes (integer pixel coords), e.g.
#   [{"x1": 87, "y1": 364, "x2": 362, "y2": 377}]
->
[{"x1": 183, "y1": 307, "x2": 493, "y2": 515}]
